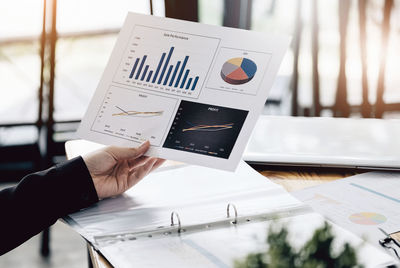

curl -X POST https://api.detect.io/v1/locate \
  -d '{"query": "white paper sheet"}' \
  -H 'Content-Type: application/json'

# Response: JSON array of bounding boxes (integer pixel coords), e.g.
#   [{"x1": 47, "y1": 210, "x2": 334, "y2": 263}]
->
[
  {"x1": 77, "y1": 12, "x2": 290, "y2": 171},
  {"x1": 293, "y1": 172, "x2": 400, "y2": 244},
  {"x1": 65, "y1": 161, "x2": 302, "y2": 244},
  {"x1": 99, "y1": 213, "x2": 396, "y2": 268}
]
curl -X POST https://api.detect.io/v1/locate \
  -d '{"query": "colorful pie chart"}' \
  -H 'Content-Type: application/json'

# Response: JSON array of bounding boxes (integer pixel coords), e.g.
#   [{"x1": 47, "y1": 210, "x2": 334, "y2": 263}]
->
[
  {"x1": 349, "y1": 212, "x2": 386, "y2": 225},
  {"x1": 221, "y1": 57, "x2": 257, "y2": 85}
]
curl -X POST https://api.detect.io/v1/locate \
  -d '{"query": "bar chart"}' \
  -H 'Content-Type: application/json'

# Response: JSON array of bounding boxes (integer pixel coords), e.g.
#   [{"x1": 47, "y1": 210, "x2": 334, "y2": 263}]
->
[
  {"x1": 113, "y1": 25, "x2": 220, "y2": 99},
  {"x1": 127, "y1": 46, "x2": 200, "y2": 91}
]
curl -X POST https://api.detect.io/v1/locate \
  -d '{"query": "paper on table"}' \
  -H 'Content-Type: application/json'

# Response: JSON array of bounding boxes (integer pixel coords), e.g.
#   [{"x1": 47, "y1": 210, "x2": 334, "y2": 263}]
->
[
  {"x1": 77, "y1": 12, "x2": 290, "y2": 171},
  {"x1": 293, "y1": 171, "x2": 400, "y2": 244},
  {"x1": 99, "y1": 213, "x2": 395, "y2": 268},
  {"x1": 65, "y1": 161, "x2": 302, "y2": 244}
]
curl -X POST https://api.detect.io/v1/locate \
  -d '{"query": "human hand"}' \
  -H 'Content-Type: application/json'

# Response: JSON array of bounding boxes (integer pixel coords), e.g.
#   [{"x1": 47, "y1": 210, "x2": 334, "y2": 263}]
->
[{"x1": 82, "y1": 141, "x2": 165, "y2": 199}]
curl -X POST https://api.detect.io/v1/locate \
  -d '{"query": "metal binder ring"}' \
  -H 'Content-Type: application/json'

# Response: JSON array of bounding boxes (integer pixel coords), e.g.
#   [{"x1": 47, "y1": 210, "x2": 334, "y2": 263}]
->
[
  {"x1": 226, "y1": 203, "x2": 238, "y2": 224},
  {"x1": 170, "y1": 211, "x2": 182, "y2": 233}
]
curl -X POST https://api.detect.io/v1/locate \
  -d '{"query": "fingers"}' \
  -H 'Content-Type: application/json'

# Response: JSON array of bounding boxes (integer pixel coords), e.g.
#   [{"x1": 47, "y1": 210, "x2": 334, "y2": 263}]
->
[
  {"x1": 128, "y1": 156, "x2": 165, "y2": 172},
  {"x1": 127, "y1": 158, "x2": 158, "y2": 188},
  {"x1": 150, "y1": 158, "x2": 166, "y2": 172},
  {"x1": 128, "y1": 155, "x2": 150, "y2": 170},
  {"x1": 128, "y1": 156, "x2": 165, "y2": 171},
  {"x1": 106, "y1": 141, "x2": 150, "y2": 161}
]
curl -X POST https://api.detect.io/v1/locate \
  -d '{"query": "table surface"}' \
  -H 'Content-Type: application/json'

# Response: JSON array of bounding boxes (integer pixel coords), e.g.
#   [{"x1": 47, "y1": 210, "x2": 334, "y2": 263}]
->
[{"x1": 63, "y1": 140, "x2": 395, "y2": 268}]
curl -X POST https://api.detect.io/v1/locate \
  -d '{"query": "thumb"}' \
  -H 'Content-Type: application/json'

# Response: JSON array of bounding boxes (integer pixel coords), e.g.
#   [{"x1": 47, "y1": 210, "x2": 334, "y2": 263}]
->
[{"x1": 106, "y1": 141, "x2": 150, "y2": 160}]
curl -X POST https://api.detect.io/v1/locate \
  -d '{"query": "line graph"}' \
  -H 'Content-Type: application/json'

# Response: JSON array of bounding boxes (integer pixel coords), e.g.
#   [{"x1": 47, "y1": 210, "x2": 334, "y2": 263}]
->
[
  {"x1": 163, "y1": 101, "x2": 248, "y2": 159},
  {"x1": 91, "y1": 86, "x2": 177, "y2": 146},
  {"x1": 112, "y1": 106, "x2": 164, "y2": 117},
  {"x1": 182, "y1": 122, "x2": 234, "y2": 132}
]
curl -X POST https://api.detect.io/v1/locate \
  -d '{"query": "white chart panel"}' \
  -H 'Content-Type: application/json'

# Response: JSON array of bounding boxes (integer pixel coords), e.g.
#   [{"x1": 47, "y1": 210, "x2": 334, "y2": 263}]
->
[
  {"x1": 113, "y1": 25, "x2": 220, "y2": 99},
  {"x1": 206, "y1": 47, "x2": 271, "y2": 95},
  {"x1": 91, "y1": 86, "x2": 177, "y2": 146}
]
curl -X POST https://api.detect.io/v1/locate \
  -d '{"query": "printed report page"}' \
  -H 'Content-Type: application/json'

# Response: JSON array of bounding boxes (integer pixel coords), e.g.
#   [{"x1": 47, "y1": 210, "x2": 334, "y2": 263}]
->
[{"x1": 78, "y1": 12, "x2": 289, "y2": 171}]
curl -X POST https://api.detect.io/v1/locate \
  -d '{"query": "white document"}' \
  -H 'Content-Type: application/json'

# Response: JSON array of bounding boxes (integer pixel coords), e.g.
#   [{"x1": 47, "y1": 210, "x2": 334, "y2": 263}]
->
[
  {"x1": 293, "y1": 172, "x2": 400, "y2": 244},
  {"x1": 99, "y1": 213, "x2": 395, "y2": 268},
  {"x1": 65, "y1": 161, "x2": 302, "y2": 244},
  {"x1": 77, "y1": 12, "x2": 290, "y2": 171}
]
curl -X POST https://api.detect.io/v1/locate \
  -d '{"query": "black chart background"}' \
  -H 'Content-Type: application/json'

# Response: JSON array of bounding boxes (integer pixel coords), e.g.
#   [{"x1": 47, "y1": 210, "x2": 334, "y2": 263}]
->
[{"x1": 163, "y1": 100, "x2": 248, "y2": 159}]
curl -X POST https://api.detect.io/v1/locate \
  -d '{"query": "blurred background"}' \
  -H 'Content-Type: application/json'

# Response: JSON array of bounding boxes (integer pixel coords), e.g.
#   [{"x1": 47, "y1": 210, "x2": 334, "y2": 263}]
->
[{"x1": 0, "y1": 0, "x2": 399, "y2": 266}]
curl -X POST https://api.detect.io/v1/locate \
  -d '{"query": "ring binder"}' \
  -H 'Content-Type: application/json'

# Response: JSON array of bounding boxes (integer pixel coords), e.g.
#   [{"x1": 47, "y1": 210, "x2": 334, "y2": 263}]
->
[
  {"x1": 170, "y1": 211, "x2": 182, "y2": 233},
  {"x1": 226, "y1": 203, "x2": 238, "y2": 224},
  {"x1": 91, "y1": 203, "x2": 311, "y2": 246}
]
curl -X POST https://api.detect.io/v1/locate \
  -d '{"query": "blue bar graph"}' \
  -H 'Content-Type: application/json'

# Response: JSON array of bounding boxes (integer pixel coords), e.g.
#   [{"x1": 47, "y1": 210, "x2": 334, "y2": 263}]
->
[
  {"x1": 135, "y1": 55, "x2": 147, "y2": 80},
  {"x1": 163, "y1": 65, "x2": 173, "y2": 85},
  {"x1": 175, "y1": 56, "x2": 189, "y2": 87},
  {"x1": 146, "y1": 70, "x2": 153, "y2": 82},
  {"x1": 185, "y1": 78, "x2": 193, "y2": 90},
  {"x1": 169, "y1": 61, "x2": 181, "y2": 87},
  {"x1": 180, "y1": 70, "x2": 190, "y2": 89},
  {"x1": 191, "y1": 76, "x2": 199, "y2": 91},
  {"x1": 126, "y1": 47, "x2": 200, "y2": 92},
  {"x1": 129, "y1": 58, "x2": 140, "y2": 79},
  {"x1": 152, "y1": 53, "x2": 166, "y2": 83},
  {"x1": 141, "y1": 65, "x2": 149, "y2": 81},
  {"x1": 158, "y1": 47, "x2": 174, "y2": 84}
]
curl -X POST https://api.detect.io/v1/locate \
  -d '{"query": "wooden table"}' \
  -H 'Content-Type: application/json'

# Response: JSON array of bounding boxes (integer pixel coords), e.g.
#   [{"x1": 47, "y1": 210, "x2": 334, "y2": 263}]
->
[{"x1": 64, "y1": 140, "x2": 396, "y2": 268}]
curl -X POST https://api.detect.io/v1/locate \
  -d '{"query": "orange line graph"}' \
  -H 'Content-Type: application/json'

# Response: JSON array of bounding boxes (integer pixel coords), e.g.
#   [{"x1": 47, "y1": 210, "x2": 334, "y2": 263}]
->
[
  {"x1": 112, "y1": 111, "x2": 163, "y2": 117},
  {"x1": 112, "y1": 106, "x2": 163, "y2": 117},
  {"x1": 182, "y1": 123, "x2": 234, "y2": 132}
]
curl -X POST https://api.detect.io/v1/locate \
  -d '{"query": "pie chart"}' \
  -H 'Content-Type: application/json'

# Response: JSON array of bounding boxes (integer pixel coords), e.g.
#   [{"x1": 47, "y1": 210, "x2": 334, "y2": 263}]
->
[
  {"x1": 349, "y1": 212, "x2": 386, "y2": 225},
  {"x1": 220, "y1": 57, "x2": 257, "y2": 85}
]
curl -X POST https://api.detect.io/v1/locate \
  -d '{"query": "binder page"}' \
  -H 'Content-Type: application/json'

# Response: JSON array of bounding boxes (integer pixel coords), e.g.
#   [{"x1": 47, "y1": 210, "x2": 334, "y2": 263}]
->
[
  {"x1": 65, "y1": 161, "x2": 302, "y2": 244},
  {"x1": 77, "y1": 12, "x2": 290, "y2": 171},
  {"x1": 99, "y1": 213, "x2": 395, "y2": 268},
  {"x1": 293, "y1": 172, "x2": 400, "y2": 244}
]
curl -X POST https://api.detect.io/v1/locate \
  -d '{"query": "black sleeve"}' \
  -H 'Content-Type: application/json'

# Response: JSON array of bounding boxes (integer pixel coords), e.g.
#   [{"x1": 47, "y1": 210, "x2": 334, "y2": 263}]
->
[{"x1": 0, "y1": 156, "x2": 99, "y2": 255}]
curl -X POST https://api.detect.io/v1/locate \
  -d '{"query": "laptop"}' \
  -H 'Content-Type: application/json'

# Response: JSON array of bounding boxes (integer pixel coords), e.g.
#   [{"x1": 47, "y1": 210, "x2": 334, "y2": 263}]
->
[{"x1": 244, "y1": 116, "x2": 400, "y2": 170}]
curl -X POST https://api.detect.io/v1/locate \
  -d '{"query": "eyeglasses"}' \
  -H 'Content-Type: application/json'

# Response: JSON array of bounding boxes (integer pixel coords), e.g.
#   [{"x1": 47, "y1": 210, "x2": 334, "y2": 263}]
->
[{"x1": 378, "y1": 227, "x2": 400, "y2": 260}]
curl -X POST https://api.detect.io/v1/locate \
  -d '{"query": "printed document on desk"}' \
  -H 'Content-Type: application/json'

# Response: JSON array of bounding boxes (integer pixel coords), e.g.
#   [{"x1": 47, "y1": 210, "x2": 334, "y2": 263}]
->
[
  {"x1": 77, "y1": 12, "x2": 290, "y2": 171},
  {"x1": 64, "y1": 163, "x2": 396, "y2": 267},
  {"x1": 293, "y1": 172, "x2": 400, "y2": 245},
  {"x1": 99, "y1": 213, "x2": 394, "y2": 268},
  {"x1": 64, "y1": 161, "x2": 303, "y2": 244}
]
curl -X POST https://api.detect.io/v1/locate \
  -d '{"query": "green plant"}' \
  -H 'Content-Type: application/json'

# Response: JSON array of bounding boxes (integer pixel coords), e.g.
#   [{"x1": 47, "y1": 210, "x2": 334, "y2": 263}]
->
[{"x1": 234, "y1": 222, "x2": 363, "y2": 268}]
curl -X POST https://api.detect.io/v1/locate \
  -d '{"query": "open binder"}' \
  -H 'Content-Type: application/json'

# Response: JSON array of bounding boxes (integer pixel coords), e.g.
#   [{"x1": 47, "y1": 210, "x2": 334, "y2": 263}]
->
[
  {"x1": 91, "y1": 202, "x2": 311, "y2": 247},
  {"x1": 65, "y1": 161, "x2": 303, "y2": 243},
  {"x1": 95, "y1": 210, "x2": 395, "y2": 268},
  {"x1": 64, "y1": 161, "x2": 396, "y2": 267}
]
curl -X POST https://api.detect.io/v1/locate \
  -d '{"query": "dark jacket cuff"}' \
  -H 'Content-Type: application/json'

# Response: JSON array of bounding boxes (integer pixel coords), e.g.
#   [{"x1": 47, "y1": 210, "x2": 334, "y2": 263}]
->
[
  {"x1": 53, "y1": 156, "x2": 99, "y2": 214},
  {"x1": 0, "y1": 156, "x2": 98, "y2": 255}
]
